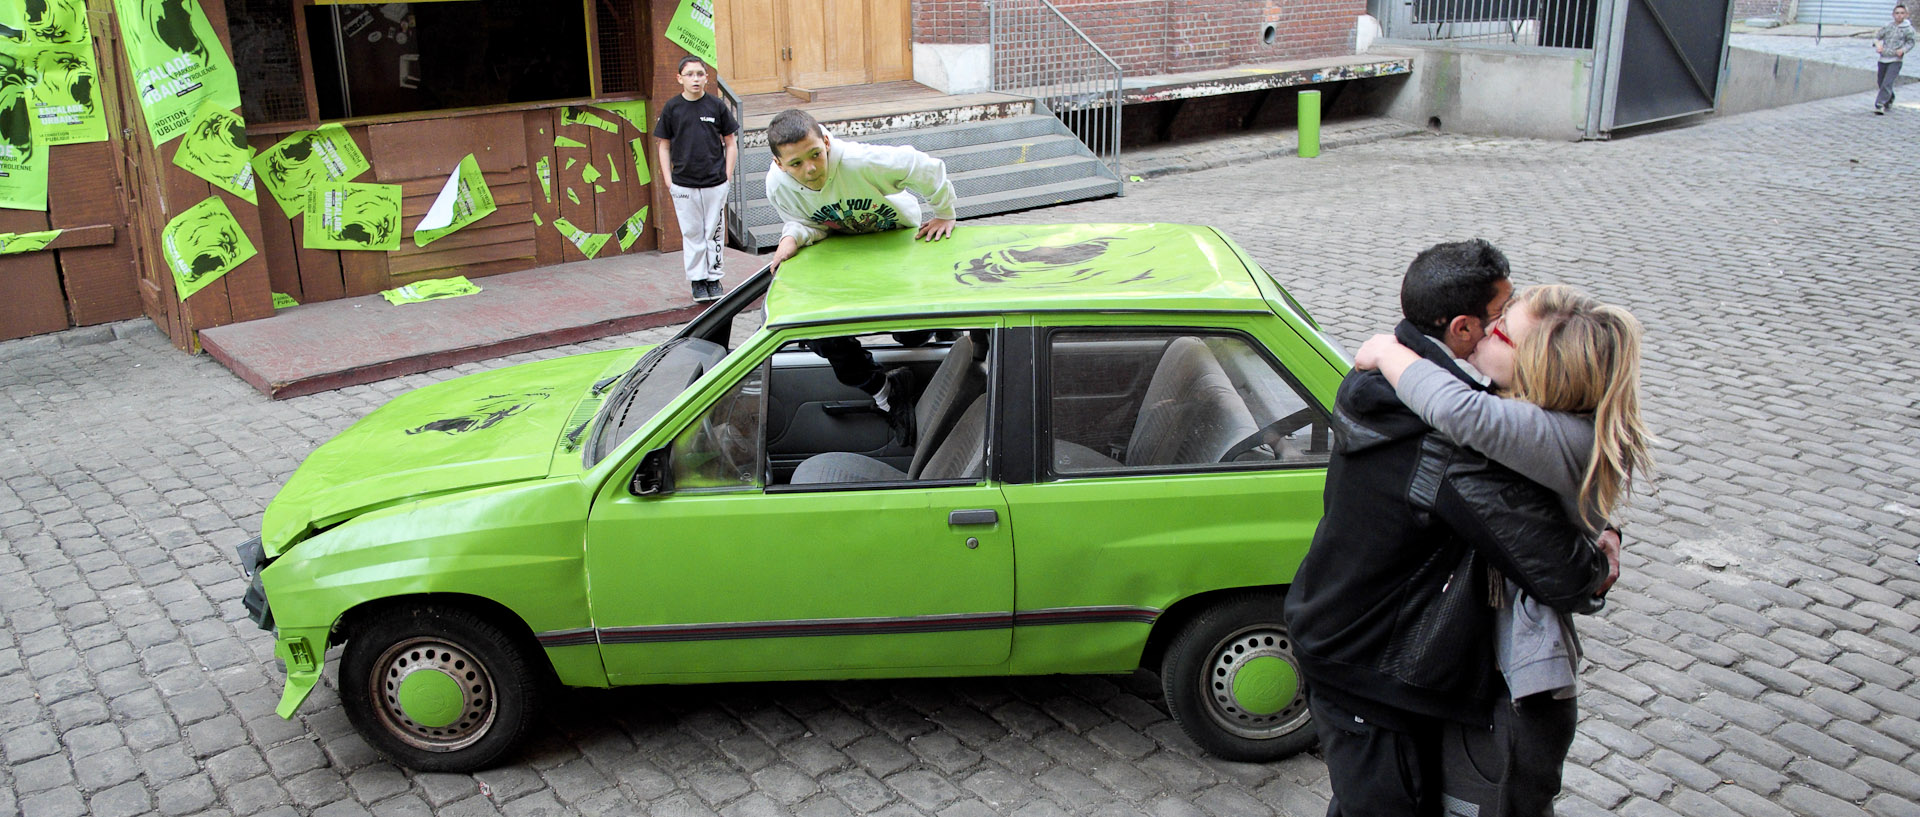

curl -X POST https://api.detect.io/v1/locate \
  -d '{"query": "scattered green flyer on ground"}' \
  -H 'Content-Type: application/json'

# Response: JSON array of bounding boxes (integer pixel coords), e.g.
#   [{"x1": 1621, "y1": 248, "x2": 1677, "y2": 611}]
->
[
  {"x1": 0, "y1": 228, "x2": 60, "y2": 254},
  {"x1": 565, "y1": 187, "x2": 579, "y2": 205},
  {"x1": 413, "y1": 154, "x2": 495, "y2": 247},
  {"x1": 173, "y1": 102, "x2": 256, "y2": 203},
  {"x1": 606, "y1": 154, "x2": 620, "y2": 183},
  {"x1": 382, "y1": 276, "x2": 481, "y2": 305},
  {"x1": 113, "y1": 0, "x2": 241, "y2": 145},
  {"x1": 581, "y1": 162, "x2": 601, "y2": 185},
  {"x1": 598, "y1": 101, "x2": 647, "y2": 133},
  {"x1": 553, "y1": 217, "x2": 610, "y2": 259},
  {"x1": 304, "y1": 181, "x2": 403, "y2": 251},
  {"x1": 28, "y1": 43, "x2": 108, "y2": 145},
  {"x1": 0, "y1": 125, "x2": 49, "y2": 210},
  {"x1": 554, "y1": 135, "x2": 587, "y2": 149},
  {"x1": 162, "y1": 196, "x2": 257, "y2": 302},
  {"x1": 254, "y1": 124, "x2": 370, "y2": 218},
  {"x1": 272, "y1": 292, "x2": 299, "y2": 308},
  {"x1": 561, "y1": 106, "x2": 619, "y2": 134},
  {"x1": 614, "y1": 205, "x2": 648, "y2": 251},
  {"x1": 536, "y1": 156, "x2": 552, "y2": 203},
  {"x1": 665, "y1": 0, "x2": 716, "y2": 65},
  {"x1": 628, "y1": 139, "x2": 651, "y2": 186}
]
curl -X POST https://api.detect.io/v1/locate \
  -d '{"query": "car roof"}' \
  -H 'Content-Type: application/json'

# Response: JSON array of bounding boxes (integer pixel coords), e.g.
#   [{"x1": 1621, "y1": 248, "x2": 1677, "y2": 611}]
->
[{"x1": 763, "y1": 223, "x2": 1272, "y2": 327}]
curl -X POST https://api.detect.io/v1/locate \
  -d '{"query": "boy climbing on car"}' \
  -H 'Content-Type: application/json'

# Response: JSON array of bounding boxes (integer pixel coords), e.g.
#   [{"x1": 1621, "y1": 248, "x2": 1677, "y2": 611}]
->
[{"x1": 762, "y1": 108, "x2": 961, "y2": 446}]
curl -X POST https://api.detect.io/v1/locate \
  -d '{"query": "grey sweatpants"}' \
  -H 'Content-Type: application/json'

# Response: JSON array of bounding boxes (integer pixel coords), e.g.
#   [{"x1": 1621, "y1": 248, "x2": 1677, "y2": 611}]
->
[
  {"x1": 1878, "y1": 60, "x2": 1903, "y2": 109},
  {"x1": 670, "y1": 181, "x2": 729, "y2": 282}
]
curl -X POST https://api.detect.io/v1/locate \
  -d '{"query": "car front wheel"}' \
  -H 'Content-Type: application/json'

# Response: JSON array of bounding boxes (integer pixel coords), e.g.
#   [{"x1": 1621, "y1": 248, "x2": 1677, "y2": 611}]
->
[
  {"x1": 340, "y1": 603, "x2": 541, "y2": 773},
  {"x1": 1161, "y1": 593, "x2": 1315, "y2": 761}
]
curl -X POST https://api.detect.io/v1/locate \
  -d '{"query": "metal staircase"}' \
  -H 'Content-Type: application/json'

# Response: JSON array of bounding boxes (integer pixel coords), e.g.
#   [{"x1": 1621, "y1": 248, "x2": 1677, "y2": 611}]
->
[{"x1": 732, "y1": 107, "x2": 1124, "y2": 251}]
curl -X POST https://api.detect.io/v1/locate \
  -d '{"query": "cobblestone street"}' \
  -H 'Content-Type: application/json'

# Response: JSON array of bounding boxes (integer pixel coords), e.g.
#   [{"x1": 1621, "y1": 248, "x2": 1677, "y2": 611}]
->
[{"x1": 4, "y1": 90, "x2": 1919, "y2": 817}]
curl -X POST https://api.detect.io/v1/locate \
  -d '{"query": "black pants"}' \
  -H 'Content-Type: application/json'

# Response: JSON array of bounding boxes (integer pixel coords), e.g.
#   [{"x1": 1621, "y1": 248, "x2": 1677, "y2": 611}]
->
[
  {"x1": 805, "y1": 337, "x2": 883, "y2": 394},
  {"x1": 1313, "y1": 695, "x2": 1444, "y2": 817},
  {"x1": 1439, "y1": 693, "x2": 1578, "y2": 817}
]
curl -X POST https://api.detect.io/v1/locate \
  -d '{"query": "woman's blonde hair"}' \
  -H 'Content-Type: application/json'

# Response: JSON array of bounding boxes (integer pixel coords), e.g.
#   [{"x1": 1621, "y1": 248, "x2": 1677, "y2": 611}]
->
[{"x1": 1508, "y1": 285, "x2": 1653, "y2": 522}]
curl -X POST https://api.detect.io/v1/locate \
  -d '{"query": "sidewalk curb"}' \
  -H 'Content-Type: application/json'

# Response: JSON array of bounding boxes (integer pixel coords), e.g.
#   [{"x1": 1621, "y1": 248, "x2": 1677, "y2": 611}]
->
[{"x1": 1117, "y1": 124, "x2": 1427, "y2": 182}]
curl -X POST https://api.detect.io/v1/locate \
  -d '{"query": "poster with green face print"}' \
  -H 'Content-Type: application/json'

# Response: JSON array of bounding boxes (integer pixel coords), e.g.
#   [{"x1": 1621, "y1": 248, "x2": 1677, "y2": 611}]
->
[
  {"x1": 0, "y1": 227, "x2": 58, "y2": 253},
  {"x1": 665, "y1": 0, "x2": 716, "y2": 66},
  {"x1": 413, "y1": 153, "x2": 495, "y2": 247},
  {"x1": 253, "y1": 123, "x2": 369, "y2": 218},
  {"x1": 536, "y1": 155, "x2": 552, "y2": 203},
  {"x1": 172, "y1": 101, "x2": 254, "y2": 202},
  {"x1": 561, "y1": 106, "x2": 618, "y2": 134},
  {"x1": 598, "y1": 100, "x2": 647, "y2": 133},
  {"x1": 614, "y1": 205, "x2": 648, "y2": 251},
  {"x1": 553, "y1": 216, "x2": 609, "y2": 259},
  {"x1": 162, "y1": 196, "x2": 257, "y2": 301},
  {"x1": 304, "y1": 181, "x2": 402, "y2": 251},
  {"x1": 113, "y1": 0, "x2": 241, "y2": 146},
  {"x1": 0, "y1": 51, "x2": 47, "y2": 210},
  {"x1": 22, "y1": 0, "x2": 87, "y2": 45},
  {"x1": 26, "y1": 42, "x2": 107, "y2": 145}
]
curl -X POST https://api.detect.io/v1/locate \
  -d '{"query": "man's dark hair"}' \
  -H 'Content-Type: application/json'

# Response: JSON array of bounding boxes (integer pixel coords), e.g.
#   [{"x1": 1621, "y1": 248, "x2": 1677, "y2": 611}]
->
[
  {"x1": 678, "y1": 55, "x2": 707, "y2": 74},
  {"x1": 1400, "y1": 239, "x2": 1511, "y2": 336},
  {"x1": 767, "y1": 109, "x2": 824, "y2": 156}
]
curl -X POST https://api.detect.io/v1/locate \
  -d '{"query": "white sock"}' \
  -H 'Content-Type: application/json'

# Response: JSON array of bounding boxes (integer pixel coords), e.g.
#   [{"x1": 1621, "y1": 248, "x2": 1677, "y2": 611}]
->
[{"x1": 873, "y1": 382, "x2": 891, "y2": 412}]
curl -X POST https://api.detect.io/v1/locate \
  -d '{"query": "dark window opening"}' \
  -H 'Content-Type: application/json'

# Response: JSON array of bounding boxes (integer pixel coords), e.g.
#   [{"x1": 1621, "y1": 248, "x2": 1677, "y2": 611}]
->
[{"x1": 304, "y1": 1, "x2": 590, "y2": 120}]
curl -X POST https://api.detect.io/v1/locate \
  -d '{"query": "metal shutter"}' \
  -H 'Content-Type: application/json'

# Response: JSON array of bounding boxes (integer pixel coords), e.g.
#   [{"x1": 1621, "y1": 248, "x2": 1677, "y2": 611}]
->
[{"x1": 1801, "y1": 0, "x2": 1897, "y2": 26}]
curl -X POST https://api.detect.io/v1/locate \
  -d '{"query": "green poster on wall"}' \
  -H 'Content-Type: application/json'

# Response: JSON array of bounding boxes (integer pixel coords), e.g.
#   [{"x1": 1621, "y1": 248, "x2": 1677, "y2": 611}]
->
[
  {"x1": 598, "y1": 101, "x2": 647, "y2": 133},
  {"x1": 383, "y1": 276, "x2": 481, "y2": 305},
  {"x1": 581, "y1": 161, "x2": 600, "y2": 186},
  {"x1": 304, "y1": 181, "x2": 402, "y2": 251},
  {"x1": 553, "y1": 217, "x2": 610, "y2": 259},
  {"x1": 554, "y1": 134, "x2": 587, "y2": 150},
  {"x1": 627, "y1": 139, "x2": 651, "y2": 186},
  {"x1": 26, "y1": 43, "x2": 108, "y2": 145},
  {"x1": 172, "y1": 102, "x2": 255, "y2": 203},
  {"x1": 0, "y1": 228, "x2": 59, "y2": 253},
  {"x1": 0, "y1": 107, "x2": 48, "y2": 210},
  {"x1": 162, "y1": 196, "x2": 257, "y2": 302},
  {"x1": 606, "y1": 153, "x2": 619, "y2": 183},
  {"x1": 614, "y1": 205, "x2": 648, "y2": 252},
  {"x1": 253, "y1": 124, "x2": 370, "y2": 218},
  {"x1": 113, "y1": 0, "x2": 241, "y2": 145},
  {"x1": 272, "y1": 292, "x2": 299, "y2": 308},
  {"x1": 561, "y1": 106, "x2": 619, "y2": 134},
  {"x1": 665, "y1": 0, "x2": 716, "y2": 66},
  {"x1": 536, "y1": 155, "x2": 552, "y2": 203},
  {"x1": 413, "y1": 153, "x2": 495, "y2": 247},
  {"x1": 23, "y1": 0, "x2": 87, "y2": 44}
]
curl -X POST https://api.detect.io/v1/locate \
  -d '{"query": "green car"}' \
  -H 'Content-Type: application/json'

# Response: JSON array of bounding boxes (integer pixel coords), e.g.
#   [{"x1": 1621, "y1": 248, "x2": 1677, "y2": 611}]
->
[{"x1": 239, "y1": 223, "x2": 1349, "y2": 772}]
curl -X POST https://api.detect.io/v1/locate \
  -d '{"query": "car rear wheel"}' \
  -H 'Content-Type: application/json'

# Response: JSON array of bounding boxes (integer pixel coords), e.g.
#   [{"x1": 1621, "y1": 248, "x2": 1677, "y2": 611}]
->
[
  {"x1": 340, "y1": 603, "x2": 541, "y2": 773},
  {"x1": 1161, "y1": 593, "x2": 1315, "y2": 761}
]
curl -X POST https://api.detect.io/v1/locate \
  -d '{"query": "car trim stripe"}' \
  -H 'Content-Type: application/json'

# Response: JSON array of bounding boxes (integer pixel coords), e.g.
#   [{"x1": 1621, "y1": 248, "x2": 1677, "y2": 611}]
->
[{"x1": 535, "y1": 606, "x2": 1160, "y2": 647}]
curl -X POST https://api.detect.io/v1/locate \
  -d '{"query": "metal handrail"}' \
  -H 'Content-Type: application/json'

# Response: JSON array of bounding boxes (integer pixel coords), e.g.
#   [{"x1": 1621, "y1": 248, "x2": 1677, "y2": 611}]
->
[
  {"x1": 714, "y1": 75, "x2": 748, "y2": 247},
  {"x1": 990, "y1": 0, "x2": 1123, "y2": 174}
]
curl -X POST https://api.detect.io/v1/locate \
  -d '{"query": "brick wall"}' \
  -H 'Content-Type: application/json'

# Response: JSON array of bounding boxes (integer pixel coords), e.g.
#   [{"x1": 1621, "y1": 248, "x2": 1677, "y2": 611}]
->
[
  {"x1": 914, "y1": 0, "x2": 1364, "y2": 72},
  {"x1": 1733, "y1": 0, "x2": 1788, "y2": 18}
]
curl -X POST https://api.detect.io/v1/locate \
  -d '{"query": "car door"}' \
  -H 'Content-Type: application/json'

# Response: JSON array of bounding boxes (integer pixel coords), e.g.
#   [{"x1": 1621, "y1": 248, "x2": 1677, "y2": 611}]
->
[{"x1": 583, "y1": 340, "x2": 1015, "y2": 684}]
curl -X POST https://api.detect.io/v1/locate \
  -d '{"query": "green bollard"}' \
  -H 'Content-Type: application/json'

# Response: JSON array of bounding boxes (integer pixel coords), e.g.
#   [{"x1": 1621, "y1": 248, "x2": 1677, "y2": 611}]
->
[{"x1": 1298, "y1": 90, "x2": 1321, "y2": 158}]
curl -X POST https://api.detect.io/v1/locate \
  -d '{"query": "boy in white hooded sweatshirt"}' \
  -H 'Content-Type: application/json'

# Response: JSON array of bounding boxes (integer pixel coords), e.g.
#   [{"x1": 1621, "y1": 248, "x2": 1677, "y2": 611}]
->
[{"x1": 761, "y1": 109, "x2": 960, "y2": 446}]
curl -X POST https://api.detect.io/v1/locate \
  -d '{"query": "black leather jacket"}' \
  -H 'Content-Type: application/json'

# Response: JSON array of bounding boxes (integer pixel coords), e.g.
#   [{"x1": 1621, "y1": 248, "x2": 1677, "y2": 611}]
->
[{"x1": 1283, "y1": 322, "x2": 1608, "y2": 726}]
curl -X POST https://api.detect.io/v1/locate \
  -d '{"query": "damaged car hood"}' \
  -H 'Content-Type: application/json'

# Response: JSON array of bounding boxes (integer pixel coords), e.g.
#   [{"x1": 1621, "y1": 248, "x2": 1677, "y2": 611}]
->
[{"x1": 260, "y1": 350, "x2": 634, "y2": 556}]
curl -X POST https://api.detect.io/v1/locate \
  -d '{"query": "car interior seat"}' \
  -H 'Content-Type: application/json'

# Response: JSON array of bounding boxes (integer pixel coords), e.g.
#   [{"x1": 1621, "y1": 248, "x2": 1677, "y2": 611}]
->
[
  {"x1": 790, "y1": 332, "x2": 989, "y2": 484},
  {"x1": 1053, "y1": 336, "x2": 1262, "y2": 471}
]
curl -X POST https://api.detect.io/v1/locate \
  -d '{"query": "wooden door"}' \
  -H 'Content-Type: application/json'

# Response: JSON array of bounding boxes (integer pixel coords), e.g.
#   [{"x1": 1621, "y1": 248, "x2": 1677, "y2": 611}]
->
[
  {"x1": 867, "y1": 0, "x2": 912, "y2": 83},
  {"x1": 786, "y1": 0, "x2": 866, "y2": 88},
  {"x1": 715, "y1": 0, "x2": 789, "y2": 94}
]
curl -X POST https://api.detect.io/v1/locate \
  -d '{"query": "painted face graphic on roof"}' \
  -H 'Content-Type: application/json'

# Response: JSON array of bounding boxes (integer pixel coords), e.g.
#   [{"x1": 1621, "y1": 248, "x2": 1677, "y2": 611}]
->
[{"x1": 954, "y1": 237, "x2": 1176, "y2": 289}]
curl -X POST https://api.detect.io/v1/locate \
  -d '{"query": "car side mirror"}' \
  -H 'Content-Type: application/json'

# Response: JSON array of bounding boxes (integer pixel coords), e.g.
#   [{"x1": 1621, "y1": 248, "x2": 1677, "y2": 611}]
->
[{"x1": 630, "y1": 447, "x2": 672, "y2": 496}]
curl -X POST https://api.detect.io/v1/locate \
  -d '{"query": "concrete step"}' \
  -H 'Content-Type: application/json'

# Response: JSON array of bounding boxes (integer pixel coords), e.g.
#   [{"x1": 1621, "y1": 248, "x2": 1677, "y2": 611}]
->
[
  {"x1": 735, "y1": 127, "x2": 1091, "y2": 200},
  {"x1": 740, "y1": 152, "x2": 1110, "y2": 226},
  {"x1": 745, "y1": 176, "x2": 1124, "y2": 249}
]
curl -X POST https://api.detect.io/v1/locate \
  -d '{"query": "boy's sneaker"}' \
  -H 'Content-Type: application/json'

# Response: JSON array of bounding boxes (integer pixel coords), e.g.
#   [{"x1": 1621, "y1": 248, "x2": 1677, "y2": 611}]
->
[
  {"x1": 1875, "y1": 105, "x2": 1886, "y2": 115},
  {"x1": 879, "y1": 367, "x2": 916, "y2": 447},
  {"x1": 692, "y1": 281, "x2": 718, "y2": 302},
  {"x1": 707, "y1": 279, "x2": 725, "y2": 299}
]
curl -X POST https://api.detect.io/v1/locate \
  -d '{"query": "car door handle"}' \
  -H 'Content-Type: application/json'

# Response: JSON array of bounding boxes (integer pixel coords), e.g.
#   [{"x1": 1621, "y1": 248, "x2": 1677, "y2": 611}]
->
[{"x1": 948, "y1": 509, "x2": 998, "y2": 526}]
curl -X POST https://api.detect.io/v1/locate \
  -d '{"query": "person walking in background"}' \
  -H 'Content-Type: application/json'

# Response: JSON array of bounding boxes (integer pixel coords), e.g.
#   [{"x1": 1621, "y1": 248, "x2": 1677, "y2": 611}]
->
[
  {"x1": 655, "y1": 55, "x2": 739, "y2": 302},
  {"x1": 1353, "y1": 284, "x2": 1651, "y2": 815},
  {"x1": 1875, "y1": 3, "x2": 1914, "y2": 114}
]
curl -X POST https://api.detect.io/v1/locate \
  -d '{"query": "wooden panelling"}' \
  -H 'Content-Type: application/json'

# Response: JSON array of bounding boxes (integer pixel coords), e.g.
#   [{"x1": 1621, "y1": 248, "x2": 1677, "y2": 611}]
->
[
  {"x1": 253, "y1": 193, "x2": 305, "y2": 303},
  {"x1": 388, "y1": 240, "x2": 539, "y2": 277},
  {"x1": 524, "y1": 110, "x2": 565, "y2": 266},
  {"x1": 367, "y1": 114, "x2": 530, "y2": 180},
  {"x1": 47, "y1": 141, "x2": 140, "y2": 325},
  {"x1": 0, "y1": 209, "x2": 68, "y2": 341},
  {"x1": 340, "y1": 251, "x2": 391, "y2": 297}
]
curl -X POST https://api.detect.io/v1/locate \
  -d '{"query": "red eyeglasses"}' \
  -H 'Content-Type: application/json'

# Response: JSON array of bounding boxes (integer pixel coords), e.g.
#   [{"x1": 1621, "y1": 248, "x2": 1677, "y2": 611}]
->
[{"x1": 1487, "y1": 319, "x2": 1514, "y2": 347}]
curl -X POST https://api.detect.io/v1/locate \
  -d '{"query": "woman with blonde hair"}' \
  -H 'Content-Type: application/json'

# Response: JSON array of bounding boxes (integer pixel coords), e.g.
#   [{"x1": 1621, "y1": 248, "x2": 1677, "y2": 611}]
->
[{"x1": 1353, "y1": 283, "x2": 1653, "y2": 816}]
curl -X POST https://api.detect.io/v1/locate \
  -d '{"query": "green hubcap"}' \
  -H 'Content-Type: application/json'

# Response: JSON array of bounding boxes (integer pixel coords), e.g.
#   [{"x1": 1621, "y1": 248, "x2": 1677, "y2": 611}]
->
[
  {"x1": 396, "y1": 670, "x2": 464, "y2": 728},
  {"x1": 1230, "y1": 655, "x2": 1297, "y2": 716}
]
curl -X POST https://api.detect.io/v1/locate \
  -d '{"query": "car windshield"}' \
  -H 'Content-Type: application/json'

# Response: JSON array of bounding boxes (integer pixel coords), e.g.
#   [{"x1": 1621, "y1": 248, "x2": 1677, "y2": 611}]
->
[{"x1": 585, "y1": 268, "x2": 772, "y2": 466}]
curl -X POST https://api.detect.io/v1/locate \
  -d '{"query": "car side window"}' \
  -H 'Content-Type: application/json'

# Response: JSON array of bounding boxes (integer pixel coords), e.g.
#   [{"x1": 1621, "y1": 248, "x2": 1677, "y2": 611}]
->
[
  {"x1": 670, "y1": 362, "x2": 766, "y2": 491},
  {"x1": 1049, "y1": 330, "x2": 1331, "y2": 475}
]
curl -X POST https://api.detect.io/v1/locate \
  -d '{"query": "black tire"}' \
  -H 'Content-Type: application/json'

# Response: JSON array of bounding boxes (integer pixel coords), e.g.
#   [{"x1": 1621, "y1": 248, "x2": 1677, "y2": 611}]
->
[
  {"x1": 1160, "y1": 593, "x2": 1315, "y2": 761},
  {"x1": 340, "y1": 603, "x2": 542, "y2": 773}
]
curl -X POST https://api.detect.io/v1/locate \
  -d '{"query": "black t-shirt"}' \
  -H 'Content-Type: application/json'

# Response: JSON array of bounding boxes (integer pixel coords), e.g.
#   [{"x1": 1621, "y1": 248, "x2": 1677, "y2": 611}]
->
[{"x1": 653, "y1": 94, "x2": 738, "y2": 189}]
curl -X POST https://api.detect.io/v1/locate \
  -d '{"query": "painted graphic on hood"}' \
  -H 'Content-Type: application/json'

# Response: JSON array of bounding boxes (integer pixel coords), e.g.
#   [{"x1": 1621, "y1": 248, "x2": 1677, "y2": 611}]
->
[
  {"x1": 407, "y1": 389, "x2": 555, "y2": 436},
  {"x1": 953, "y1": 236, "x2": 1191, "y2": 289}
]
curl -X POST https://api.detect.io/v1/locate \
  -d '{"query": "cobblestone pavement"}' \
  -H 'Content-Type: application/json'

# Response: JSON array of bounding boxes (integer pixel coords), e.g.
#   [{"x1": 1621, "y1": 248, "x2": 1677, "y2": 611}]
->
[{"x1": 5, "y1": 90, "x2": 1920, "y2": 817}]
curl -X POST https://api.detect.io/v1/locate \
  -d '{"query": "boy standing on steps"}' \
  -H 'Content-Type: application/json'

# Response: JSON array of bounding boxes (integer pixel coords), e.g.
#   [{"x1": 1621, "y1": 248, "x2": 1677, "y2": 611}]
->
[
  {"x1": 762, "y1": 108, "x2": 960, "y2": 445},
  {"x1": 655, "y1": 56, "x2": 739, "y2": 302}
]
